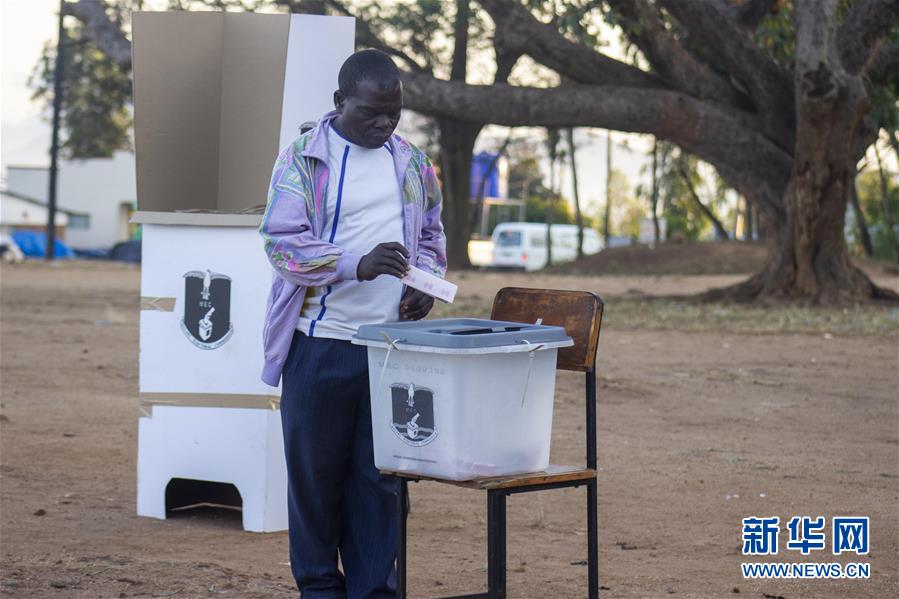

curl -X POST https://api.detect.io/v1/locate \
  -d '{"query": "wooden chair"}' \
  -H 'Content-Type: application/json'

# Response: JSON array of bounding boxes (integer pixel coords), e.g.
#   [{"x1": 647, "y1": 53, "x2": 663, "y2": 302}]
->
[{"x1": 391, "y1": 287, "x2": 604, "y2": 598}]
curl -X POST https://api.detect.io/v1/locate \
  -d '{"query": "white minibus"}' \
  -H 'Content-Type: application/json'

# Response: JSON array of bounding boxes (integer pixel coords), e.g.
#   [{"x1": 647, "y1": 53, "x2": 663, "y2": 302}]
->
[{"x1": 491, "y1": 222, "x2": 602, "y2": 271}]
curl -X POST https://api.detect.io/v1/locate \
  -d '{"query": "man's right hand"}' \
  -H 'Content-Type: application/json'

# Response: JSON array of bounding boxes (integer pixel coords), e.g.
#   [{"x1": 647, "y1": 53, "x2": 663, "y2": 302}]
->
[{"x1": 356, "y1": 242, "x2": 410, "y2": 281}]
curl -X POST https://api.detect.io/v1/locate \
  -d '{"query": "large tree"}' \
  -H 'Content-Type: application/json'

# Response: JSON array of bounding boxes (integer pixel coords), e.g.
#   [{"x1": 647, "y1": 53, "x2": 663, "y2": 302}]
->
[
  {"x1": 401, "y1": 0, "x2": 899, "y2": 302},
  {"x1": 67, "y1": 0, "x2": 899, "y2": 302}
]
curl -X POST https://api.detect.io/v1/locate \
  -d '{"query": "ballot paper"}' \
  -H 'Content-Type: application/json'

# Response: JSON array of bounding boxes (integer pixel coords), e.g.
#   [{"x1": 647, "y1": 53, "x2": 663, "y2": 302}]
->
[{"x1": 402, "y1": 266, "x2": 458, "y2": 303}]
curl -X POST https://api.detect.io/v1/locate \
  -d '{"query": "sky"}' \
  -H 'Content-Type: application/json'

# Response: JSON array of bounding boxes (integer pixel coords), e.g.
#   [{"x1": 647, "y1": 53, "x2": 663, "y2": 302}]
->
[
  {"x1": 0, "y1": 0, "x2": 656, "y2": 220},
  {"x1": 1, "y1": 0, "x2": 59, "y2": 176}
]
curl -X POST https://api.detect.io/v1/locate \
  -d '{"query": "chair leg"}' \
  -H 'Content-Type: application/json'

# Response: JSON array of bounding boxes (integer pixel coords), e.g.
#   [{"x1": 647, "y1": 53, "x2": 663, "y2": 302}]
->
[
  {"x1": 587, "y1": 479, "x2": 598, "y2": 598},
  {"x1": 397, "y1": 477, "x2": 408, "y2": 599},
  {"x1": 487, "y1": 490, "x2": 507, "y2": 598}
]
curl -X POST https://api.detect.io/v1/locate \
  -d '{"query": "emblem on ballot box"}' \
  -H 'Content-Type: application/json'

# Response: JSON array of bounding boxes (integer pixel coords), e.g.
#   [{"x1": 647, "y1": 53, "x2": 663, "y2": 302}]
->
[
  {"x1": 390, "y1": 383, "x2": 437, "y2": 447},
  {"x1": 180, "y1": 269, "x2": 233, "y2": 349}
]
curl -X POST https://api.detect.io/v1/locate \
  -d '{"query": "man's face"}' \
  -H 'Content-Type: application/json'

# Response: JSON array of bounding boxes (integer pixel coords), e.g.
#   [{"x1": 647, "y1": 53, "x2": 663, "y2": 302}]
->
[{"x1": 333, "y1": 79, "x2": 403, "y2": 149}]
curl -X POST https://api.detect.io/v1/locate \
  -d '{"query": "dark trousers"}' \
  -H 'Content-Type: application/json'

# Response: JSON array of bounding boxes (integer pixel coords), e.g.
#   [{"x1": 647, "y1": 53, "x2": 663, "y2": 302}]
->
[{"x1": 280, "y1": 332, "x2": 397, "y2": 599}]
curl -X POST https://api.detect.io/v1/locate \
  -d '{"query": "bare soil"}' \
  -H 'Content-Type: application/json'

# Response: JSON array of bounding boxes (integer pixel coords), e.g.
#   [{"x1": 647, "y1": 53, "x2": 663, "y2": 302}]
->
[{"x1": 1, "y1": 261, "x2": 897, "y2": 598}]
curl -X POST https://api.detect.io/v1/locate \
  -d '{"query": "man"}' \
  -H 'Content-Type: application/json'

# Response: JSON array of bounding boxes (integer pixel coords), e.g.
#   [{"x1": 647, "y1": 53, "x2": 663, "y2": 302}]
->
[{"x1": 259, "y1": 49, "x2": 446, "y2": 598}]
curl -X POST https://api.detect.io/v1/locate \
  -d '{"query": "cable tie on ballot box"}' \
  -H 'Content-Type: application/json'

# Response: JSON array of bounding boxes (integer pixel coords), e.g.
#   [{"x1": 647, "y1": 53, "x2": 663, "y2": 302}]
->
[
  {"x1": 376, "y1": 332, "x2": 407, "y2": 406},
  {"x1": 517, "y1": 339, "x2": 544, "y2": 407}
]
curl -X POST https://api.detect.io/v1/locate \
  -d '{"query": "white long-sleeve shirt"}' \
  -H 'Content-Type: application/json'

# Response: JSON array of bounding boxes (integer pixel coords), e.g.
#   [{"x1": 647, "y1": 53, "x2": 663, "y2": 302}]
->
[{"x1": 296, "y1": 127, "x2": 405, "y2": 340}]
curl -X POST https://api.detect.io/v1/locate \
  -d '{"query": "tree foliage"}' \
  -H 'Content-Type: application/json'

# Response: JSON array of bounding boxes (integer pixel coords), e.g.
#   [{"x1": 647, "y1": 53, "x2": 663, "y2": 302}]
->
[
  {"x1": 30, "y1": 16, "x2": 132, "y2": 158},
  {"x1": 856, "y1": 156, "x2": 899, "y2": 261},
  {"x1": 62, "y1": 0, "x2": 899, "y2": 301},
  {"x1": 525, "y1": 195, "x2": 576, "y2": 225}
]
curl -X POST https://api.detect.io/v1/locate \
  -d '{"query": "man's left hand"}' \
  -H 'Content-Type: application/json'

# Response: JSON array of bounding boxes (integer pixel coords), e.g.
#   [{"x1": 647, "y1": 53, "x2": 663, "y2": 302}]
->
[{"x1": 400, "y1": 287, "x2": 434, "y2": 321}]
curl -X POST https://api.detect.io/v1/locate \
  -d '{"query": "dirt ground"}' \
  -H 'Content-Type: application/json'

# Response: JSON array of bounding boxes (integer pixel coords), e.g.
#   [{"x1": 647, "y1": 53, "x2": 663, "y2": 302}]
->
[{"x1": 1, "y1": 261, "x2": 898, "y2": 598}]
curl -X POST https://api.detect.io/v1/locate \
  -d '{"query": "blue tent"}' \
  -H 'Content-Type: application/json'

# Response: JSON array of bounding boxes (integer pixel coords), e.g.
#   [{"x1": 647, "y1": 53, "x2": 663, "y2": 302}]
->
[
  {"x1": 109, "y1": 240, "x2": 141, "y2": 263},
  {"x1": 11, "y1": 231, "x2": 75, "y2": 258}
]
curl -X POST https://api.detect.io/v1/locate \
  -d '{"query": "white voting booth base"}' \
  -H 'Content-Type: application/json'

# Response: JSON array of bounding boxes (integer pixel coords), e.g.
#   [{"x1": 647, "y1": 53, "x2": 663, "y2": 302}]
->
[
  {"x1": 135, "y1": 222, "x2": 286, "y2": 532},
  {"x1": 132, "y1": 12, "x2": 354, "y2": 532},
  {"x1": 137, "y1": 407, "x2": 285, "y2": 532}
]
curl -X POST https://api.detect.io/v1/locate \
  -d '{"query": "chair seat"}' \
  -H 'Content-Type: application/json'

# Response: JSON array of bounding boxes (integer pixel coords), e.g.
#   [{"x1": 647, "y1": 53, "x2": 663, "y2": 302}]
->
[{"x1": 384, "y1": 464, "x2": 596, "y2": 491}]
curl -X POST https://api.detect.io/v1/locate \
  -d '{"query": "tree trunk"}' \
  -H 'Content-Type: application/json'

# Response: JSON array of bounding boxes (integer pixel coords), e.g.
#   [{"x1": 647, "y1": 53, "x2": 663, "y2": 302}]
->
[
  {"x1": 711, "y1": 125, "x2": 896, "y2": 303},
  {"x1": 438, "y1": 0, "x2": 481, "y2": 271},
  {"x1": 873, "y1": 141, "x2": 898, "y2": 262},
  {"x1": 848, "y1": 175, "x2": 874, "y2": 257},
  {"x1": 545, "y1": 129, "x2": 558, "y2": 267},
  {"x1": 731, "y1": 196, "x2": 739, "y2": 238},
  {"x1": 889, "y1": 129, "x2": 899, "y2": 162},
  {"x1": 546, "y1": 193, "x2": 555, "y2": 268},
  {"x1": 438, "y1": 120, "x2": 482, "y2": 270},
  {"x1": 744, "y1": 201, "x2": 754, "y2": 241},
  {"x1": 650, "y1": 140, "x2": 661, "y2": 244},
  {"x1": 603, "y1": 131, "x2": 612, "y2": 247},
  {"x1": 712, "y1": 0, "x2": 899, "y2": 303},
  {"x1": 566, "y1": 128, "x2": 585, "y2": 258}
]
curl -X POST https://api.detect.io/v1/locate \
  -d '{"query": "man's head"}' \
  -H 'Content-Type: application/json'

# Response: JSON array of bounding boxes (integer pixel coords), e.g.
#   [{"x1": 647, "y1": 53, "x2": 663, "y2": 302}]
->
[{"x1": 333, "y1": 49, "x2": 403, "y2": 149}]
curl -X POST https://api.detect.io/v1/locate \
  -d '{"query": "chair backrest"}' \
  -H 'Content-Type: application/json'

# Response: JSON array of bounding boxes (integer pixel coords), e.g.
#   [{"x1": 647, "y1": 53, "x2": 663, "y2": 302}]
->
[{"x1": 490, "y1": 287, "x2": 604, "y2": 372}]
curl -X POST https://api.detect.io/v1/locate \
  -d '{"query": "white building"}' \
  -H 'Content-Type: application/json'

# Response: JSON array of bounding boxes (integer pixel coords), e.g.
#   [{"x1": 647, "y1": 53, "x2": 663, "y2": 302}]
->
[
  {"x1": 5, "y1": 151, "x2": 136, "y2": 249},
  {"x1": 0, "y1": 188, "x2": 78, "y2": 233}
]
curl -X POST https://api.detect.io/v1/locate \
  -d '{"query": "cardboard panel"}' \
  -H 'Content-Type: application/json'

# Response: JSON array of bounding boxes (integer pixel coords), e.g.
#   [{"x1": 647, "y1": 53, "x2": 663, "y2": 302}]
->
[
  {"x1": 132, "y1": 12, "x2": 355, "y2": 213},
  {"x1": 278, "y1": 15, "x2": 356, "y2": 151},
  {"x1": 217, "y1": 13, "x2": 290, "y2": 212},
  {"x1": 132, "y1": 12, "x2": 224, "y2": 212}
]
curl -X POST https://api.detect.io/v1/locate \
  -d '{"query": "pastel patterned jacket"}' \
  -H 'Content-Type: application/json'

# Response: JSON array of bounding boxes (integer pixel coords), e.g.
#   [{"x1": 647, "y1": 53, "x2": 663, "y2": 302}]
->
[{"x1": 259, "y1": 111, "x2": 447, "y2": 386}]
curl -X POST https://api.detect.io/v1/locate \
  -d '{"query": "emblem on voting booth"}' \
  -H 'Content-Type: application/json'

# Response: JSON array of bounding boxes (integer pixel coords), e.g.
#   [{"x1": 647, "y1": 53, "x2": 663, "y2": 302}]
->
[
  {"x1": 180, "y1": 270, "x2": 234, "y2": 349},
  {"x1": 390, "y1": 383, "x2": 437, "y2": 446}
]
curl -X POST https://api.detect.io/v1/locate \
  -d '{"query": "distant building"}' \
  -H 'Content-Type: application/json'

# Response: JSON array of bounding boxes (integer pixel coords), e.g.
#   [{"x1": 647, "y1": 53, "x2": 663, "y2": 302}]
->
[
  {"x1": 5, "y1": 151, "x2": 137, "y2": 249},
  {"x1": 470, "y1": 152, "x2": 525, "y2": 238},
  {"x1": 470, "y1": 152, "x2": 509, "y2": 199},
  {"x1": 0, "y1": 188, "x2": 89, "y2": 239}
]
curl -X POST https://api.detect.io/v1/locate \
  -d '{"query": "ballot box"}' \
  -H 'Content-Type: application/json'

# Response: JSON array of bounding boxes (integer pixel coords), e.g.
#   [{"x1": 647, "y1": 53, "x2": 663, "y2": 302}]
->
[
  {"x1": 354, "y1": 319, "x2": 573, "y2": 480},
  {"x1": 131, "y1": 11, "x2": 354, "y2": 532}
]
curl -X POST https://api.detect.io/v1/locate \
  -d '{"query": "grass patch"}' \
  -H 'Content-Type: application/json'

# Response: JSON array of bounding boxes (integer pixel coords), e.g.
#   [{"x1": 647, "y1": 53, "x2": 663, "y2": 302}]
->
[{"x1": 432, "y1": 295, "x2": 899, "y2": 336}]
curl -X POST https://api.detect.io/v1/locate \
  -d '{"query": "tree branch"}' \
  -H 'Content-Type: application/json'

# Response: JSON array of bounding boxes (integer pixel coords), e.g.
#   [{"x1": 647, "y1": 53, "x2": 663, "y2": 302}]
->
[
  {"x1": 659, "y1": 0, "x2": 793, "y2": 116},
  {"x1": 838, "y1": 0, "x2": 899, "y2": 74},
  {"x1": 450, "y1": 0, "x2": 470, "y2": 81},
  {"x1": 477, "y1": 0, "x2": 664, "y2": 88},
  {"x1": 678, "y1": 161, "x2": 729, "y2": 240},
  {"x1": 725, "y1": 0, "x2": 782, "y2": 31},
  {"x1": 492, "y1": 17, "x2": 523, "y2": 83},
  {"x1": 864, "y1": 41, "x2": 899, "y2": 87},
  {"x1": 318, "y1": 0, "x2": 429, "y2": 73},
  {"x1": 401, "y1": 71, "x2": 789, "y2": 215},
  {"x1": 66, "y1": 0, "x2": 132, "y2": 69},
  {"x1": 606, "y1": 0, "x2": 748, "y2": 107}
]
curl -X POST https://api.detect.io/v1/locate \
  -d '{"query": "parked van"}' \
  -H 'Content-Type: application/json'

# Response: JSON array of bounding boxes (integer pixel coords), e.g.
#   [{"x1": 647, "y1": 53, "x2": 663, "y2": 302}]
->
[{"x1": 491, "y1": 222, "x2": 602, "y2": 271}]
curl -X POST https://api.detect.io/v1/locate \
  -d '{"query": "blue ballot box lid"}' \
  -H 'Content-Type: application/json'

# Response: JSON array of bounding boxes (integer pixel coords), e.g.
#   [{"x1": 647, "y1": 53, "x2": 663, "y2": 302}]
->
[{"x1": 354, "y1": 318, "x2": 571, "y2": 350}]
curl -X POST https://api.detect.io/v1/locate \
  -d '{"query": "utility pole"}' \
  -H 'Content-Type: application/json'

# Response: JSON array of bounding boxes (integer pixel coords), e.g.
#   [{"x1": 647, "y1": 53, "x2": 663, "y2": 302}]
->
[{"x1": 46, "y1": 0, "x2": 66, "y2": 260}]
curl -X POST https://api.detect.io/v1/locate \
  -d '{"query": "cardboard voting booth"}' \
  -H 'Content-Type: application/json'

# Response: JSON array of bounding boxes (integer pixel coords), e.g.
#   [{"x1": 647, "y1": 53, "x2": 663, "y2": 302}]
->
[{"x1": 132, "y1": 11, "x2": 355, "y2": 532}]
